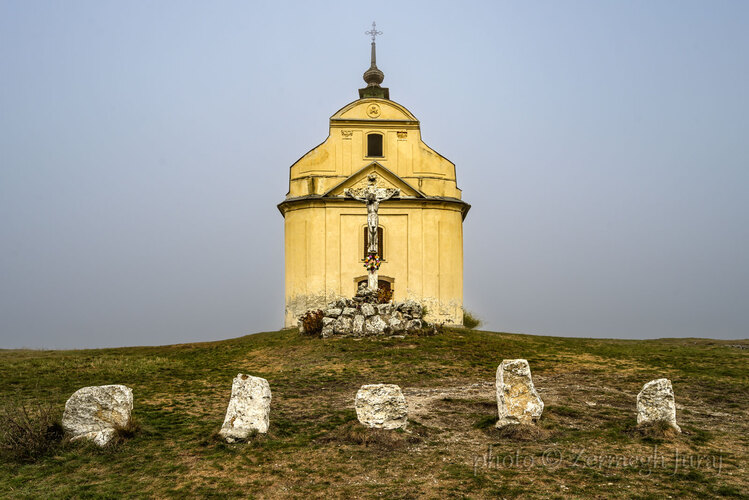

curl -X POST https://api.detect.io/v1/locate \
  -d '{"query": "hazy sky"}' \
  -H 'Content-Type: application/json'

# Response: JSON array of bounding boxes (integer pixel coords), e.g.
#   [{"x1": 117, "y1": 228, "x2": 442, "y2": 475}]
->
[{"x1": 1, "y1": 1, "x2": 747, "y2": 348}]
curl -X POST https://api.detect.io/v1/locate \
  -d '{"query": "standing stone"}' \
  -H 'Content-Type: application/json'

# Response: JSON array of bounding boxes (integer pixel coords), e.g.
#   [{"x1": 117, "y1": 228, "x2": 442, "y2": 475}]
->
[
  {"x1": 219, "y1": 374, "x2": 272, "y2": 443},
  {"x1": 62, "y1": 385, "x2": 133, "y2": 447},
  {"x1": 355, "y1": 384, "x2": 408, "y2": 429},
  {"x1": 636, "y1": 378, "x2": 681, "y2": 432},
  {"x1": 496, "y1": 359, "x2": 544, "y2": 427}
]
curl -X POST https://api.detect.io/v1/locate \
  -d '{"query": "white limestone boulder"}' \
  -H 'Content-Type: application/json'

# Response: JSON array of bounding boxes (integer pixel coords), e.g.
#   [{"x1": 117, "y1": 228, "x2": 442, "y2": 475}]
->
[
  {"x1": 636, "y1": 378, "x2": 681, "y2": 432},
  {"x1": 325, "y1": 308, "x2": 342, "y2": 318},
  {"x1": 219, "y1": 374, "x2": 272, "y2": 443},
  {"x1": 364, "y1": 315, "x2": 388, "y2": 335},
  {"x1": 376, "y1": 303, "x2": 392, "y2": 315},
  {"x1": 355, "y1": 384, "x2": 408, "y2": 429},
  {"x1": 321, "y1": 322, "x2": 335, "y2": 338},
  {"x1": 62, "y1": 384, "x2": 133, "y2": 447},
  {"x1": 496, "y1": 359, "x2": 544, "y2": 427},
  {"x1": 389, "y1": 316, "x2": 405, "y2": 333},
  {"x1": 353, "y1": 315, "x2": 365, "y2": 336},
  {"x1": 407, "y1": 319, "x2": 422, "y2": 331},
  {"x1": 361, "y1": 303, "x2": 376, "y2": 317}
]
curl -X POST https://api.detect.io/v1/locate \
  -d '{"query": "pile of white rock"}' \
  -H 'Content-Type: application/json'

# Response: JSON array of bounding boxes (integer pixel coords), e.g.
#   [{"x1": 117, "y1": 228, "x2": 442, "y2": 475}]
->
[
  {"x1": 300, "y1": 286, "x2": 426, "y2": 337},
  {"x1": 318, "y1": 299, "x2": 424, "y2": 337}
]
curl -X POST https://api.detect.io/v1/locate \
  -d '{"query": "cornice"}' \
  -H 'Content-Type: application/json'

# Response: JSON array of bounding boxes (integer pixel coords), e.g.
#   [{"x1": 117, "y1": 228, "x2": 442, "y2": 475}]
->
[
  {"x1": 329, "y1": 119, "x2": 420, "y2": 127},
  {"x1": 277, "y1": 195, "x2": 471, "y2": 220}
]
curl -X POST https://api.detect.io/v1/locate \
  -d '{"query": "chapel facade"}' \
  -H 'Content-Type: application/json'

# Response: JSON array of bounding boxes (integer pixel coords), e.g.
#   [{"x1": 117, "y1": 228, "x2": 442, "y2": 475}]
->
[{"x1": 278, "y1": 32, "x2": 469, "y2": 327}]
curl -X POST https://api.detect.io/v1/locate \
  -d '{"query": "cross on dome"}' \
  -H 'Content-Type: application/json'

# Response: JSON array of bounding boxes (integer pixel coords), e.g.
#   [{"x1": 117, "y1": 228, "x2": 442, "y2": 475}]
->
[
  {"x1": 365, "y1": 21, "x2": 382, "y2": 43},
  {"x1": 361, "y1": 21, "x2": 386, "y2": 96}
]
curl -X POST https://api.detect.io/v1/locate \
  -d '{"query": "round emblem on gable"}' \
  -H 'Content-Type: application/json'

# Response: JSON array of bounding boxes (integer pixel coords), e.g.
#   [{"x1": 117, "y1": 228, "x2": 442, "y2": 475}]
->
[{"x1": 366, "y1": 103, "x2": 381, "y2": 118}]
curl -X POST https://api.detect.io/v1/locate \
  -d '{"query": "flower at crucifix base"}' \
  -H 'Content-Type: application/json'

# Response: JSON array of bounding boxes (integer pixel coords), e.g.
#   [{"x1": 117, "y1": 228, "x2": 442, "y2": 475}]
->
[{"x1": 364, "y1": 253, "x2": 382, "y2": 271}]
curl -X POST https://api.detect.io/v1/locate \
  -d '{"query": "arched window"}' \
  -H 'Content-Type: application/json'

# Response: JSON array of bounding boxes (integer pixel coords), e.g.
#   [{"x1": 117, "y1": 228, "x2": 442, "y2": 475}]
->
[
  {"x1": 367, "y1": 133, "x2": 383, "y2": 157},
  {"x1": 363, "y1": 226, "x2": 384, "y2": 259}
]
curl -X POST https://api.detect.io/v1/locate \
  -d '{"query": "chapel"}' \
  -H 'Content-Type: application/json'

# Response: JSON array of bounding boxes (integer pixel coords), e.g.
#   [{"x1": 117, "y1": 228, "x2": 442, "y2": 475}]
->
[{"x1": 278, "y1": 27, "x2": 470, "y2": 327}]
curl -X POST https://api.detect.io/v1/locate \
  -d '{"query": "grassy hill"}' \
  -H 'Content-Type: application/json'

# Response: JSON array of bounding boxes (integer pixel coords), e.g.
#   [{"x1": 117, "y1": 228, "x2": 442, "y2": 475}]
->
[{"x1": 1, "y1": 328, "x2": 747, "y2": 499}]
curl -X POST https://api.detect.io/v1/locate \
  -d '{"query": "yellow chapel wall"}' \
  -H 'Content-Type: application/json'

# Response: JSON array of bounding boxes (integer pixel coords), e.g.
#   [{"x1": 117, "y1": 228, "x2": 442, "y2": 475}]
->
[{"x1": 283, "y1": 200, "x2": 464, "y2": 327}]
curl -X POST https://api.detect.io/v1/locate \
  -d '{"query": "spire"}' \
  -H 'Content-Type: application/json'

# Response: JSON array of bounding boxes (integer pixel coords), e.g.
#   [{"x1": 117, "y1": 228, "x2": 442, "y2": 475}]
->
[{"x1": 359, "y1": 22, "x2": 389, "y2": 100}]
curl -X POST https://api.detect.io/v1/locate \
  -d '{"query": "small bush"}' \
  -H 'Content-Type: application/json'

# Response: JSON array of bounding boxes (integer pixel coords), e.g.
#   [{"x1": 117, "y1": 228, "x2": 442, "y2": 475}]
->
[
  {"x1": 299, "y1": 309, "x2": 324, "y2": 336},
  {"x1": 463, "y1": 309, "x2": 481, "y2": 329},
  {"x1": 377, "y1": 287, "x2": 393, "y2": 304},
  {"x1": 0, "y1": 396, "x2": 64, "y2": 463}
]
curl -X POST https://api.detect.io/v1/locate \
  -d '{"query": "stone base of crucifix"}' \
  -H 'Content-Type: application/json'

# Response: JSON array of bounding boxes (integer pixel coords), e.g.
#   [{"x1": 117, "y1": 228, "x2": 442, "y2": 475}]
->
[
  {"x1": 363, "y1": 249, "x2": 381, "y2": 294},
  {"x1": 367, "y1": 252, "x2": 378, "y2": 291},
  {"x1": 368, "y1": 271, "x2": 378, "y2": 291}
]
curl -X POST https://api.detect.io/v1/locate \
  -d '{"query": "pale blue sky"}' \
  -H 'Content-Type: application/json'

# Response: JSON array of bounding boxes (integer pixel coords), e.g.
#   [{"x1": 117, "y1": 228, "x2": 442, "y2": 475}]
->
[{"x1": 1, "y1": 1, "x2": 747, "y2": 348}]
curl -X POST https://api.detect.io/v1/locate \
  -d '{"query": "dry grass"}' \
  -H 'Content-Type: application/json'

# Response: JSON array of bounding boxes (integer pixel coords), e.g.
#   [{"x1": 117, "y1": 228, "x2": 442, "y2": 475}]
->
[
  {"x1": 629, "y1": 419, "x2": 681, "y2": 440},
  {"x1": 0, "y1": 328, "x2": 746, "y2": 498},
  {"x1": 491, "y1": 423, "x2": 551, "y2": 442},
  {"x1": 317, "y1": 420, "x2": 423, "y2": 449},
  {"x1": 110, "y1": 417, "x2": 141, "y2": 447}
]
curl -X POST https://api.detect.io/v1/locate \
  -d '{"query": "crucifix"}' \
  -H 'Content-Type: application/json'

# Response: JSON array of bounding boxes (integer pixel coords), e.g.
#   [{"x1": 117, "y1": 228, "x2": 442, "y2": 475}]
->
[{"x1": 345, "y1": 173, "x2": 400, "y2": 291}]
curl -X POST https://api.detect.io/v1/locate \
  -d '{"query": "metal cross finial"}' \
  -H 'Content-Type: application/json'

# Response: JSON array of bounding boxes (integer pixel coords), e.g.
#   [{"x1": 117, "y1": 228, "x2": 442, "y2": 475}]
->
[{"x1": 365, "y1": 21, "x2": 382, "y2": 43}]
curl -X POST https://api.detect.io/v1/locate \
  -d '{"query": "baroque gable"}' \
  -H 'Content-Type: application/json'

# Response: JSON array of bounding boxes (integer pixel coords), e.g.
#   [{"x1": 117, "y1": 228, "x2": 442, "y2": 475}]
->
[{"x1": 323, "y1": 162, "x2": 425, "y2": 198}]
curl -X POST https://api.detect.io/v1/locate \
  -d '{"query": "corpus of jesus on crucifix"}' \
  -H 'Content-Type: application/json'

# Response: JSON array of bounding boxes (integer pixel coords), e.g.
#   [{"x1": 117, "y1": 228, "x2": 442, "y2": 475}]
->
[
  {"x1": 345, "y1": 173, "x2": 400, "y2": 291},
  {"x1": 278, "y1": 21, "x2": 470, "y2": 328}
]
